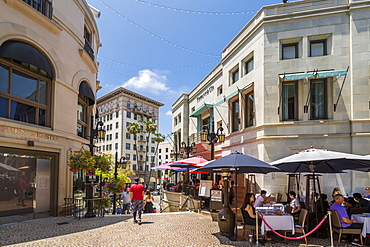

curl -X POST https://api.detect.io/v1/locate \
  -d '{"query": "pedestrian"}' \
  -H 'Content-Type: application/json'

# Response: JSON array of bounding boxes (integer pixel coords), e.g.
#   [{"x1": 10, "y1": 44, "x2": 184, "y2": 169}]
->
[
  {"x1": 129, "y1": 178, "x2": 146, "y2": 225},
  {"x1": 121, "y1": 188, "x2": 131, "y2": 214},
  {"x1": 16, "y1": 176, "x2": 27, "y2": 207},
  {"x1": 330, "y1": 194, "x2": 363, "y2": 246},
  {"x1": 144, "y1": 190, "x2": 154, "y2": 213}
]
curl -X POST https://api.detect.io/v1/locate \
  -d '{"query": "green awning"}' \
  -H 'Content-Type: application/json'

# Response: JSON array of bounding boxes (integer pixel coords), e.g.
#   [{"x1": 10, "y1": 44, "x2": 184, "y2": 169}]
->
[
  {"x1": 189, "y1": 103, "x2": 213, "y2": 117},
  {"x1": 280, "y1": 70, "x2": 347, "y2": 81}
]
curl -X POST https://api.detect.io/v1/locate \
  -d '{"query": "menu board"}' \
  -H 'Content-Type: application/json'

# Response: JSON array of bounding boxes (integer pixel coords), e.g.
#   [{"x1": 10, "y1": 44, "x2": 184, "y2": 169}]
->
[
  {"x1": 198, "y1": 180, "x2": 212, "y2": 197},
  {"x1": 211, "y1": 189, "x2": 222, "y2": 202}
]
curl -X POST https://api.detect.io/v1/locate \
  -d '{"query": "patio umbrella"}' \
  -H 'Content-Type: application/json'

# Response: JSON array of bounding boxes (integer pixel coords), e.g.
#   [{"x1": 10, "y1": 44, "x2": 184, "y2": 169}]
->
[
  {"x1": 197, "y1": 152, "x2": 281, "y2": 174},
  {"x1": 151, "y1": 161, "x2": 186, "y2": 171},
  {"x1": 270, "y1": 147, "x2": 370, "y2": 173},
  {"x1": 0, "y1": 162, "x2": 20, "y2": 172}
]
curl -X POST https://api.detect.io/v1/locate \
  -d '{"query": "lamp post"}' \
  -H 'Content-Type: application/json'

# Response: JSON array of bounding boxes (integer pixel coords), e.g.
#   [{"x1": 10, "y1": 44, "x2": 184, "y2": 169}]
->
[
  {"x1": 179, "y1": 138, "x2": 197, "y2": 185},
  {"x1": 200, "y1": 125, "x2": 225, "y2": 160},
  {"x1": 113, "y1": 151, "x2": 126, "y2": 214},
  {"x1": 85, "y1": 115, "x2": 106, "y2": 218}
]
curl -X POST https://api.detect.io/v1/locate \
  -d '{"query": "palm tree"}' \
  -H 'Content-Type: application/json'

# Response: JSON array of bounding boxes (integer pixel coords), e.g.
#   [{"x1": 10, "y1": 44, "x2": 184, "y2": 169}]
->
[
  {"x1": 126, "y1": 122, "x2": 141, "y2": 174},
  {"x1": 149, "y1": 133, "x2": 165, "y2": 189},
  {"x1": 143, "y1": 121, "x2": 157, "y2": 184}
]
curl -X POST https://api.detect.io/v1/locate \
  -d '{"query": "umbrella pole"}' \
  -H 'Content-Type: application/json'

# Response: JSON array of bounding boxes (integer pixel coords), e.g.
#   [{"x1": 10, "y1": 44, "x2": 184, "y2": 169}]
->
[{"x1": 235, "y1": 169, "x2": 238, "y2": 240}]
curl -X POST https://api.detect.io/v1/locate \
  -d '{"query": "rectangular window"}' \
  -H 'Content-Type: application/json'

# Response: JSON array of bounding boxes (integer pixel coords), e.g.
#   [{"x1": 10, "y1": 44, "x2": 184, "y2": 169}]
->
[
  {"x1": 159, "y1": 149, "x2": 162, "y2": 153},
  {"x1": 282, "y1": 81, "x2": 298, "y2": 121},
  {"x1": 310, "y1": 40, "x2": 327, "y2": 57},
  {"x1": 133, "y1": 155, "x2": 137, "y2": 161},
  {"x1": 310, "y1": 79, "x2": 327, "y2": 119},
  {"x1": 126, "y1": 143, "x2": 130, "y2": 150},
  {"x1": 126, "y1": 122, "x2": 130, "y2": 127},
  {"x1": 116, "y1": 111, "x2": 119, "y2": 118},
  {"x1": 134, "y1": 114, "x2": 137, "y2": 120},
  {"x1": 217, "y1": 85, "x2": 223, "y2": 96},
  {"x1": 115, "y1": 143, "x2": 118, "y2": 149},
  {"x1": 151, "y1": 147, "x2": 155, "y2": 153},
  {"x1": 115, "y1": 133, "x2": 118, "y2": 139},
  {"x1": 231, "y1": 68, "x2": 239, "y2": 84},
  {"x1": 165, "y1": 148, "x2": 168, "y2": 152},
  {"x1": 245, "y1": 92, "x2": 254, "y2": 127},
  {"x1": 231, "y1": 99, "x2": 239, "y2": 132},
  {"x1": 126, "y1": 112, "x2": 131, "y2": 118},
  {"x1": 245, "y1": 57, "x2": 254, "y2": 74},
  {"x1": 282, "y1": 43, "x2": 298, "y2": 60}
]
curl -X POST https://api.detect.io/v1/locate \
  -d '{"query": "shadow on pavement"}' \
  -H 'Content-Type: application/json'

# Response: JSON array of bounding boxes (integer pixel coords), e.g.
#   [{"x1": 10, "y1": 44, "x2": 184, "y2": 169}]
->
[{"x1": 0, "y1": 215, "x2": 132, "y2": 246}]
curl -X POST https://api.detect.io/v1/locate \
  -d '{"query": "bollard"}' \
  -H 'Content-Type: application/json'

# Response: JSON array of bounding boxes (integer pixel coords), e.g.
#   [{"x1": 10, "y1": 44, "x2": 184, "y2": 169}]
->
[{"x1": 328, "y1": 211, "x2": 334, "y2": 247}]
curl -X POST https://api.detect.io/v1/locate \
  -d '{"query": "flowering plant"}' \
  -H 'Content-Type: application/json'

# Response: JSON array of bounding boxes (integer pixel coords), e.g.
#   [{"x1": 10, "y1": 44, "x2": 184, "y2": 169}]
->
[
  {"x1": 67, "y1": 151, "x2": 113, "y2": 175},
  {"x1": 67, "y1": 151, "x2": 96, "y2": 174},
  {"x1": 105, "y1": 178, "x2": 125, "y2": 194},
  {"x1": 94, "y1": 154, "x2": 113, "y2": 173}
]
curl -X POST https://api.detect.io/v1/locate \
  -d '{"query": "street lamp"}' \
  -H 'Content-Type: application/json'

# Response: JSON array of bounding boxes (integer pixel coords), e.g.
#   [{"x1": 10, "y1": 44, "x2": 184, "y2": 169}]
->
[
  {"x1": 85, "y1": 115, "x2": 106, "y2": 218},
  {"x1": 179, "y1": 139, "x2": 197, "y2": 158},
  {"x1": 200, "y1": 125, "x2": 225, "y2": 160},
  {"x1": 112, "y1": 151, "x2": 127, "y2": 214}
]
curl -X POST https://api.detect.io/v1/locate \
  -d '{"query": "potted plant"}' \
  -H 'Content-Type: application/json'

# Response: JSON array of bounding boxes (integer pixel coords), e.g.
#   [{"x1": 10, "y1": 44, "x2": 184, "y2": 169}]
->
[{"x1": 94, "y1": 154, "x2": 113, "y2": 173}]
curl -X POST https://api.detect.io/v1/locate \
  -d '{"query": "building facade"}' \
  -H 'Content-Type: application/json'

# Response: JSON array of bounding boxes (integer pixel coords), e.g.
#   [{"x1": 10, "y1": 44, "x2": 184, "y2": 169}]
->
[
  {"x1": 96, "y1": 87, "x2": 163, "y2": 185},
  {"x1": 0, "y1": 0, "x2": 101, "y2": 220},
  {"x1": 172, "y1": 0, "x2": 370, "y2": 198}
]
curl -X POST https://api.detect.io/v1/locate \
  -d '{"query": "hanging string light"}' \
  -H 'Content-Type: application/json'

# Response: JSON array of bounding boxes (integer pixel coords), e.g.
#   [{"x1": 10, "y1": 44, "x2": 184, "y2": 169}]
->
[
  {"x1": 133, "y1": 0, "x2": 257, "y2": 16},
  {"x1": 99, "y1": 60, "x2": 131, "y2": 79},
  {"x1": 99, "y1": 0, "x2": 221, "y2": 58},
  {"x1": 98, "y1": 55, "x2": 220, "y2": 71}
]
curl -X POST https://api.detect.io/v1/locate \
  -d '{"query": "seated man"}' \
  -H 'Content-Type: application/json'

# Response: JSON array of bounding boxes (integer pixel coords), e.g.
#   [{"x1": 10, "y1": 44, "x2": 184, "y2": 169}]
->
[
  {"x1": 353, "y1": 193, "x2": 369, "y2": 208},
  {"x1": 330, "y1": 194, "x2": 363, "y2": 246},
  {"x1": 254, "y1": 190, "x2": 271, "y2": 208}
]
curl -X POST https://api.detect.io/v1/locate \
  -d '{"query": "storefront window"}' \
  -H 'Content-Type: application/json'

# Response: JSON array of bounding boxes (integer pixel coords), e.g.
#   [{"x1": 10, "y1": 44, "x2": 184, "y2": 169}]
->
[{"x1": 0, "y1": 153, "x2": 52, "y2": 218}]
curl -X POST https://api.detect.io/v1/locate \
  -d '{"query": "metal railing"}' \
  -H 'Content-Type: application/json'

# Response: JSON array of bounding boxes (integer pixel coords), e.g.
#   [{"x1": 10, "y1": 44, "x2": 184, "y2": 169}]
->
[
  {"x1": 83, "y1": 40, "x2": 95, "y2": 61},
  {"x1": 63, "y1": 198, "x2": 105, "y2": 219},
  {"x1": 22, "y1": 0, "x2": 53, "y2": 19}
]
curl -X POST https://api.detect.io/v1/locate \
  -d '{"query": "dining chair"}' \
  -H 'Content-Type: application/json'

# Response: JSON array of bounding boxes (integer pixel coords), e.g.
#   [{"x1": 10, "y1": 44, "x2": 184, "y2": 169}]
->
[
  {"x1": 283, "y1": 208, "x2": 308, "y2": 245},
  {"x1": 329, "y1": 209, "x2": 363, "y2": 246},
  {"x1": 349, "y1": 207, "x2": 368, "y2": 216},
  {"x1": 236, "y1": 208, "x2": 260, "y2": 239}
]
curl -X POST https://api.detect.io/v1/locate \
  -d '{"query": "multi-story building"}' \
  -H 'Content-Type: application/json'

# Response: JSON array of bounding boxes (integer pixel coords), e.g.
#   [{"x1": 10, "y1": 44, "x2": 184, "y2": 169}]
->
[
  {"x1": 96, "y1": 87, "x2": 163, "y2": 184},
  {"x1": 172, "y1": 0, "x2": 370, "y2": 197},
  {"x1": 0, "y1": 0, "x2": 101, "y2": 220}
]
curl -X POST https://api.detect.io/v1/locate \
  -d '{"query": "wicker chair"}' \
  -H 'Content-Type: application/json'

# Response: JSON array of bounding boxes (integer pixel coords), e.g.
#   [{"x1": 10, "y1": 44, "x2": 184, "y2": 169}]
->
[
  {"x1": 329, "y1": 209, "x2": 363, "y2": 246},
  {"x1": 284, "y1": 208, "x2": 308, "y2": 245}
]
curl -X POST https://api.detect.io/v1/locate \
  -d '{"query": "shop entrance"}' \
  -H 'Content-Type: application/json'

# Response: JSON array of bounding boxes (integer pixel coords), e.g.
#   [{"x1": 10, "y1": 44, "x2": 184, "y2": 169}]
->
[{"x1": 0, "y1": 152, "x2": 55, "y2": 223}]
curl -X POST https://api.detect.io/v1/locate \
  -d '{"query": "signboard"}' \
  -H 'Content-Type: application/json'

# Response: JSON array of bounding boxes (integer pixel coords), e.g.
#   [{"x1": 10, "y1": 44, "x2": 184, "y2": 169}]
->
[
  {"x1": 211, "y1": 189, "x2": 222, "y2": 202},
  {"x1": 198, "y1": 180, "x2": 212, "y2": 197},
  {"x1": 85, "y1": 175, "x2": 99, "y2": 185}
]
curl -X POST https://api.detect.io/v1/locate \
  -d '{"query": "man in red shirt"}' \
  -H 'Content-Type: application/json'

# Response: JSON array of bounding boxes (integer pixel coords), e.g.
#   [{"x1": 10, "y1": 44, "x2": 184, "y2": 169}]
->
[{"x1": 129, "y1": 178, "x2": 145, "y2": 224}]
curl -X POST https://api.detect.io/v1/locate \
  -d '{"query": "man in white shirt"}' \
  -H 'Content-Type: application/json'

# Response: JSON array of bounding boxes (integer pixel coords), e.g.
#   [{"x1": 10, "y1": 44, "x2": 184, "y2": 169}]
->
[{"x1": 254, "y1": 190, "x2": 270, "y2": 207}]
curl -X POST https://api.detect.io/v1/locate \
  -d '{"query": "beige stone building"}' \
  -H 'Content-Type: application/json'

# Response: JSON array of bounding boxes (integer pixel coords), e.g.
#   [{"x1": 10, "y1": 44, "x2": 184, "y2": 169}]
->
[
  {"x1": 96, "y1": 87, "x2": 163, "y2": 186},
  {"x1": 0, "y1": 0, "x2": 101, "y2": 220},
  {"x1": 172, "y1": 0, "x2": 370, "y2": 199}
]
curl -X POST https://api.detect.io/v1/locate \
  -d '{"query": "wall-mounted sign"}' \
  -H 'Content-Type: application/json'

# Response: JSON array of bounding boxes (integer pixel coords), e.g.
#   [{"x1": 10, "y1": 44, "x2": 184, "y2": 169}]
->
[{"x1": 0, "y1": 125, "x2": 61, "y2": 142}]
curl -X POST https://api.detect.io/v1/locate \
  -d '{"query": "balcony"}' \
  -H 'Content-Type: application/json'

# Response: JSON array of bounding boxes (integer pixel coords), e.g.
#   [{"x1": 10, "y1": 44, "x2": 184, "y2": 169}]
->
[{"x1": 22, "y1": 0, "x2": 52, "y2": 19}]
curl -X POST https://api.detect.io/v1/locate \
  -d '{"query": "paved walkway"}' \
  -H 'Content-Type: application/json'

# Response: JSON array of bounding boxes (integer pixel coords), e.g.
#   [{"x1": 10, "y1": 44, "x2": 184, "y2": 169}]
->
[{"x1": 0, "y1": 211, "x2": 357, "y2": 247}]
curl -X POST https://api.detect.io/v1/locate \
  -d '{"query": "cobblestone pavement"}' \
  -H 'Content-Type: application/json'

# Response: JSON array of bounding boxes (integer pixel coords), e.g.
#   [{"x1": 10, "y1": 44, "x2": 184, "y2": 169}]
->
[{"x1": 0, "y1": 212, "x2": 362, "y2": 247}]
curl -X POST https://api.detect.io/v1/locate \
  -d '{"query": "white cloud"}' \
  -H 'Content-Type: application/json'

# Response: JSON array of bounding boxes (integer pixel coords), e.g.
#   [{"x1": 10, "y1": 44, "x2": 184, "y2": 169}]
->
[
  {"x1": 165, "y1": 110, "x2": 172, "y2": 116},
  {"x1": 122, "y1": 70, "x2": 169, "y2": 95}
]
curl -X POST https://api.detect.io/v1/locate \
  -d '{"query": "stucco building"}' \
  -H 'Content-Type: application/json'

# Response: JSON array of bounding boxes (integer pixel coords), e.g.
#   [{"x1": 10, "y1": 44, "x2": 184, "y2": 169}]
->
[
  {"x1": 96, "y1": 87, "x2": 163, "y2": 185},
  {"x1": 0, "y1": 0, "x2": 101, "y2": 220},
  {"x1": 172, "y1": 0, "x2": 370, "y2": 198}
]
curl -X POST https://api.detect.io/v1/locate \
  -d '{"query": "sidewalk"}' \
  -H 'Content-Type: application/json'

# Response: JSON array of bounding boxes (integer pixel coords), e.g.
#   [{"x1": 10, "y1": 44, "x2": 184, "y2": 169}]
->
[{"x1": 0, "y1": 211, "x2": 350, "y2": 247}]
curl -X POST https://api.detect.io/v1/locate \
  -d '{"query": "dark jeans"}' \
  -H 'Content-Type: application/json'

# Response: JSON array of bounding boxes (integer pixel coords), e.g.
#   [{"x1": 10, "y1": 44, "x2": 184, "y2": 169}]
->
[{"x1": 346, "y1": 223, "x2": 363, "y2": 229}]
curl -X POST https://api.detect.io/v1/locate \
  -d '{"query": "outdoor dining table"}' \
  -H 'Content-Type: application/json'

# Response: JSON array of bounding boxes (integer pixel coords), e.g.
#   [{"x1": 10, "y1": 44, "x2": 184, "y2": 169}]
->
[
  {"x1": 351, "y1": 213, "x2": 370, "y2": 237},
  {"x1": 260, "y1": 211, "x2": 295, "y2": 235}
]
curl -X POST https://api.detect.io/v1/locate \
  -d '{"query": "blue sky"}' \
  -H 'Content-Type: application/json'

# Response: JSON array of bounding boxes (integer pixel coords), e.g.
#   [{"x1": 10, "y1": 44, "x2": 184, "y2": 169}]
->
[{"x1": 88, "y1": 0, "x2": 297, "y2": 136}]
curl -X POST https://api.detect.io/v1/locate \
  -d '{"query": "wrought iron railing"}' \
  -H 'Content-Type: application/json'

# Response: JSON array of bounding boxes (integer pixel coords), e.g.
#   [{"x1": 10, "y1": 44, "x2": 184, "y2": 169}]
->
[
  {"x1": 84, "y1": 40, "x2": 95, "y2": 61},
  {"x1": 22, "y1": 0, "x2": 53, "y2": 19},
  {"x1": 63, "y1": 198, "x2": 105, "y2": 219}
]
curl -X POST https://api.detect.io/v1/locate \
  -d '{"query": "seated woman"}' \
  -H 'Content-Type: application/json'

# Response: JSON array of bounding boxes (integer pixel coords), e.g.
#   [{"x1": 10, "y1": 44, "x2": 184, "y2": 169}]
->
[
  {"x1": 241, "y1": 193, "x2": 262, "y2": 226},
  {"x1": 288, "y1": 191, "x2": 301, "y2": 218}
]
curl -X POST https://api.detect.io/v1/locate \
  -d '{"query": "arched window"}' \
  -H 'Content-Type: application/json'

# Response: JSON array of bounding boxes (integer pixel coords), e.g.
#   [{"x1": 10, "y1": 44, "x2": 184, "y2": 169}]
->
[{"x1": 0, "y1": 40, "x2": 53, "y2": 126}]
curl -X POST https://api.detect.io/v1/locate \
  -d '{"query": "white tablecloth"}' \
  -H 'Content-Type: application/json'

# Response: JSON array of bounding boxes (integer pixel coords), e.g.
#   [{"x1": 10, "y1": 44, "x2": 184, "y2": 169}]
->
[
  {"x1": 260, "y1": 214, "x2": 295, "y2": 235},
  {"x1": 351, "y1": 214, "x2": 370, "y2": 237}
]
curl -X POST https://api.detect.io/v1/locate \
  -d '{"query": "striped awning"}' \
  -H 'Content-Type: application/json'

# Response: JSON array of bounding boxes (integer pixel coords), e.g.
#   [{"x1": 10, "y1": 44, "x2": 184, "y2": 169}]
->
[{"x1": 280, "y1": 70, "x2": 347, "y2": 81}]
